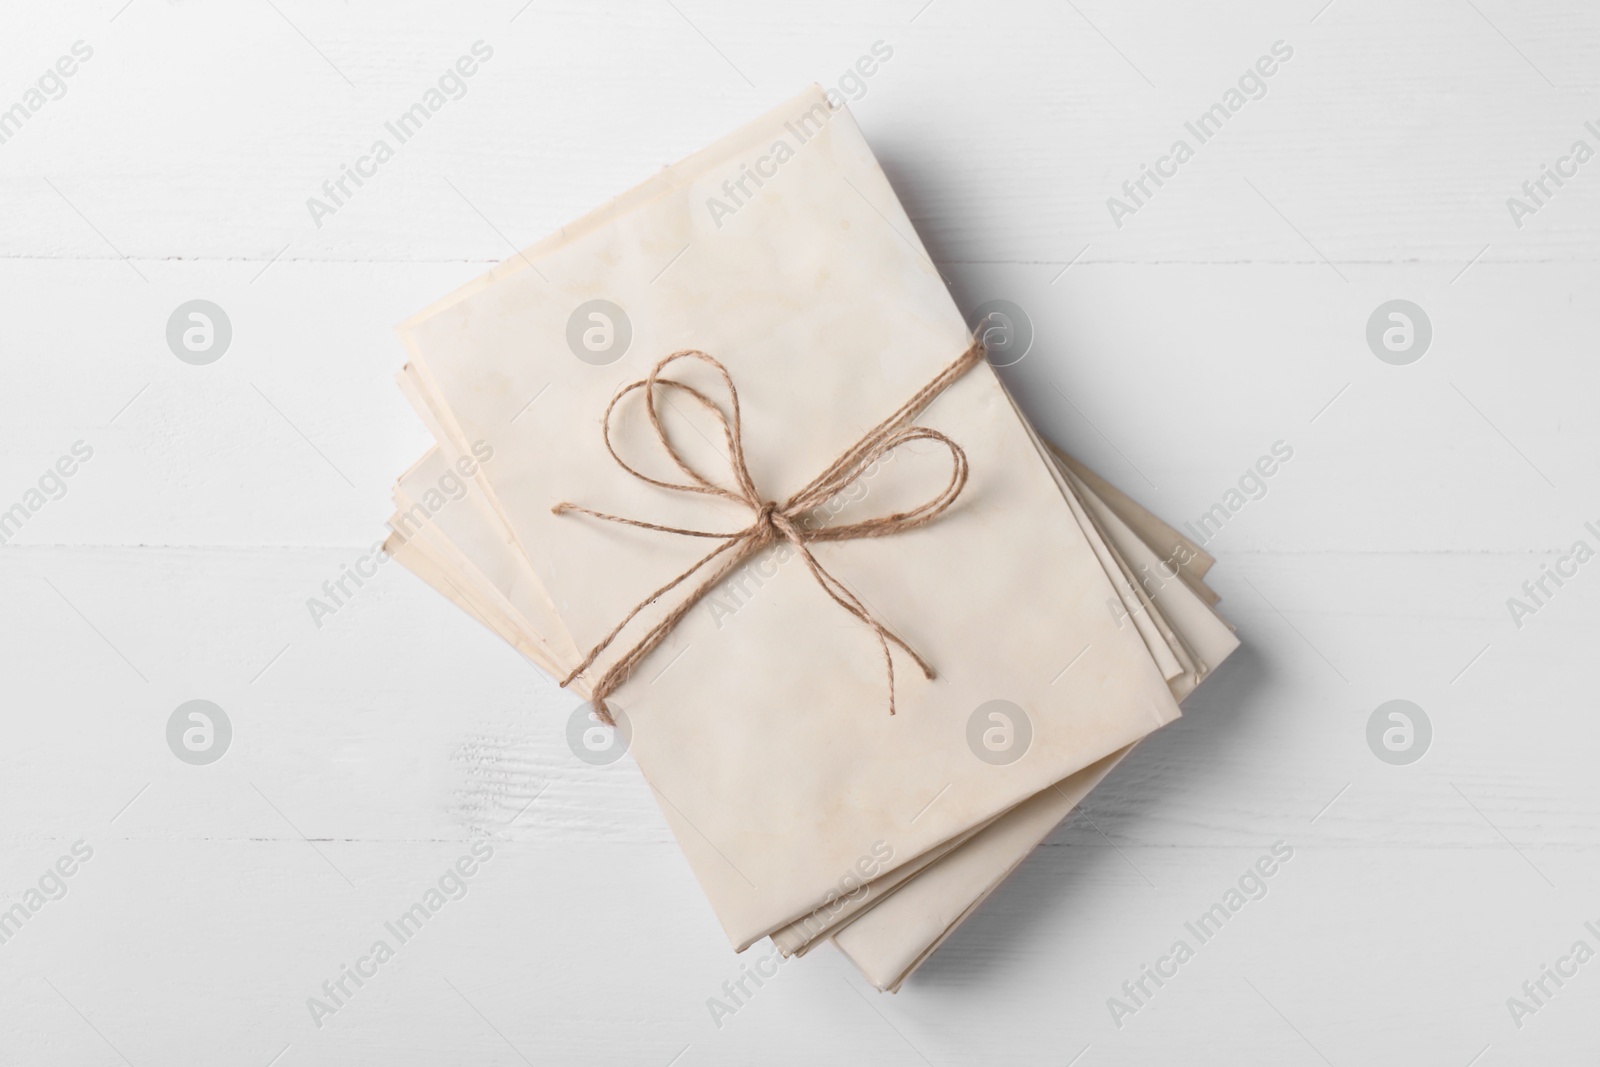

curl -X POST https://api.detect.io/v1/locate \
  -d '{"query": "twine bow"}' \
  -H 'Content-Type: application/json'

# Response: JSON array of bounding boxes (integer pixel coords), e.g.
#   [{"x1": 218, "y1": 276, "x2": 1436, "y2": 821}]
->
[{"x1": 553, "y1": 340, "x2": 985, "y2": 725}]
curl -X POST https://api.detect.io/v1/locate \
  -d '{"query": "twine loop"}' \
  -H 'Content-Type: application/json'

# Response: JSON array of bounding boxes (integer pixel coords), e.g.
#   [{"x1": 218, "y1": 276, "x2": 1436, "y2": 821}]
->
[{"x1": 553, "y1": 340, "x2": 985, "y2": 725}]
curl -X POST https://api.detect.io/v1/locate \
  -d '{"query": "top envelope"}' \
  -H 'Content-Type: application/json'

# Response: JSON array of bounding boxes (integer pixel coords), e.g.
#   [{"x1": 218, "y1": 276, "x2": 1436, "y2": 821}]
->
[{"x1": 400, "y1": 85, "x2": 1181, "y2": 950}]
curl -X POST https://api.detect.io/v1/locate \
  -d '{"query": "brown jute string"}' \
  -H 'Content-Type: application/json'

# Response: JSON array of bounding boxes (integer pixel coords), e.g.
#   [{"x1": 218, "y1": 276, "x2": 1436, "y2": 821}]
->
[{"x1": 552, "y1": 339, "x2": 985, "y2": 725}]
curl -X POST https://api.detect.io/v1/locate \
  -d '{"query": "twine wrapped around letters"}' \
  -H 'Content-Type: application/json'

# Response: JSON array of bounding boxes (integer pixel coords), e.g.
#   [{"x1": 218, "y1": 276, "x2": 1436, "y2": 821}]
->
[{"x1": 552, "y1": 339, "x2": 985, "y2": 725}]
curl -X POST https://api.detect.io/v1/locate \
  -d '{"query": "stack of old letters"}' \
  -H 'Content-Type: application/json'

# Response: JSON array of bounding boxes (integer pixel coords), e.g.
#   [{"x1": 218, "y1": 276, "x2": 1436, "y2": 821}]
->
[{"x1": 385, "y1": 85, "x2": 1236, "y2": 990}]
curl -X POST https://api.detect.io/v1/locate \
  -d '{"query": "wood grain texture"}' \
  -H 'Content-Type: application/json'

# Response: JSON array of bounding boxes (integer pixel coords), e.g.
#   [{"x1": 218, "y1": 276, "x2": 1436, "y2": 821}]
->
[{"x1": 3, "y1": 1, "x2": 1598, "y2": 1063}]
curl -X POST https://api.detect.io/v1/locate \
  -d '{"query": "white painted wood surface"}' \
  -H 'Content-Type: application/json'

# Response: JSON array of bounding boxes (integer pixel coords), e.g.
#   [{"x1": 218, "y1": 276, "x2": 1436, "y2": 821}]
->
[{"x1": 3, "y1": 1, "x2": 1598, "y2": 1063}]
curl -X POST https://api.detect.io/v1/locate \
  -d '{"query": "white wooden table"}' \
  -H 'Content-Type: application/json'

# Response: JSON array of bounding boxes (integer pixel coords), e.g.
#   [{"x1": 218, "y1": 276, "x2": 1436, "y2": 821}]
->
[{"x1": 3, "y1": 1, "x2": 1598, "y2": 1063}]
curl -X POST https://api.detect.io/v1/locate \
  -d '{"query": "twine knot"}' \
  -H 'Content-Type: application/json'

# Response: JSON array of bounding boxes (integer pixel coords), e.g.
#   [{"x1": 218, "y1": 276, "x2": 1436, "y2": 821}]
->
[
  {"x1": 552, "y1": 340, "x2": 985, "y2": 725},
  {"x1": 752, "y1": 501, "x2": 782, "y2": 543}
]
